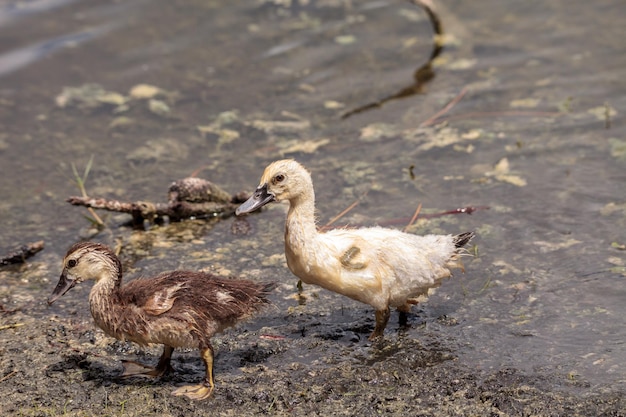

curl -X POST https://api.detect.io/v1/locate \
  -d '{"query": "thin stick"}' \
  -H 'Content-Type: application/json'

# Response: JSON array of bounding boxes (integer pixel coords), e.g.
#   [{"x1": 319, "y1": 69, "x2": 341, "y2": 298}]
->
[
  {"x1": 0, "y1": 371, "x2": 18, "y2": 383},
  {"x1": 189, "y1": 165, "x2": 211, "y2": 178},
  {"x1": 319, "y1": 200, "x2": 360, "y2": 232},
  {"x1": 423, "y1": 110, "x2": 561, "y2": 127},
  {"x1": 341, "y1": 0, "x2": 443, "y2": 119},
  {"x1": 0, "y1": 241, "x2": 44, "y2": 266},
  {"x1": 378, "y1": 205, "x2": 490, "y2": 227},
  {"x1": 402, "y1": 203, "x2": 422, "y2": 232},
  {"x1": 319, "y1": 190, "x2": 369, "y2": 232},
  {"x1": 420, "y1": 87, "x2": 469, "y2": 127},
  {"x1": 0, "y1": 323, "x2": 24, "y2": 331}
]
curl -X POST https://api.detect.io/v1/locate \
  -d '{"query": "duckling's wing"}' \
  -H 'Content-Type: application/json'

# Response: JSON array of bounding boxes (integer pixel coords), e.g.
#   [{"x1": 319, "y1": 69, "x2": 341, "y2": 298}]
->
[
  {"x1": 142, "y1": 282, "x2": 185, "y2": 315},
  {"x1": 328, "y1": 227, "x2": 458, "y2": 286},
  {"x1": 121, "y1": 274, "x2": 186, "y2": 316},
  {"x1": 339, "y1": 246, "x2": 368, "y2": 270}
]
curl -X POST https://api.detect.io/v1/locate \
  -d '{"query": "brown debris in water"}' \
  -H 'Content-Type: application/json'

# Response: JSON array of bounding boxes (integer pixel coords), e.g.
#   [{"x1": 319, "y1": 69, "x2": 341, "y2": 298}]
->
[{"x1": 67, "y1": 178, "x2": 248, "y2": 226}]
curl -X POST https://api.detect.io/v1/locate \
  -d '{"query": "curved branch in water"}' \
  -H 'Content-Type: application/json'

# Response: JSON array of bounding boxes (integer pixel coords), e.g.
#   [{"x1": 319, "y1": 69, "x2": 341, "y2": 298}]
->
[{"x1": 341, "y1": 0, "x2": 444, "y2": 119}]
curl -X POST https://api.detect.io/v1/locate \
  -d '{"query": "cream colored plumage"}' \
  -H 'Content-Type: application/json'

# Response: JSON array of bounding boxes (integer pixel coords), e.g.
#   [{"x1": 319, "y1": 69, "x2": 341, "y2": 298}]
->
[{"x1": 236, "y1": 159, "x2": 474, "y2": 340}]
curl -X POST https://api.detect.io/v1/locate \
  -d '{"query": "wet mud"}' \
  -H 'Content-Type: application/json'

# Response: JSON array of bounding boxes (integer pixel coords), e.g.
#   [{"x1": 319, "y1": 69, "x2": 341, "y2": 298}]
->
[{"x1": 1, "y1": 300, "x2": 625, "y2": 416}]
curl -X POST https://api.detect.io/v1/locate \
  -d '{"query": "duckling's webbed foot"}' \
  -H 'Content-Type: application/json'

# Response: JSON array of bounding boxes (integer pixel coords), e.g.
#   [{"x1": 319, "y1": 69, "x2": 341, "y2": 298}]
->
[
  {"x1": 172, "y1": 381, "x2": 214, "y2": 400},
  {"x1": 121, "y1": 360, "x2": 161, "y2": 377},
  {"x1": 369, "y1": 308, "x2": 391, "y2": 340},
  {"x1": 120, "y1": 345, "x2": 174, "y2": 378},
  {"x1": 172, "y1": 345, "x2": 215, "y2": 400}
]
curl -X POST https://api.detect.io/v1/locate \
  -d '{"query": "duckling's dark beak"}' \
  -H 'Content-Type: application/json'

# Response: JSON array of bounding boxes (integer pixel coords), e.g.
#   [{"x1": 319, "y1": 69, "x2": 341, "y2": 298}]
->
[
  {"x1": 236, "y1": 183, "x2": 275, "y2": 215},
  {"x1": 47, "y1": 271, "x2": 76, "y2": 305}
]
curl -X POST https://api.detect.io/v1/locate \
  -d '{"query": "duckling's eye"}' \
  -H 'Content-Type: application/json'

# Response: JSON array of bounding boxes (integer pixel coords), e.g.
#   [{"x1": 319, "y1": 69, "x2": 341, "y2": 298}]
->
[
  {"x1": 67, "y1": 259, "x2": 77, "y2": 268},
  {"x1": 273, "y1": 174, "x2": 285, "y2": 184}
]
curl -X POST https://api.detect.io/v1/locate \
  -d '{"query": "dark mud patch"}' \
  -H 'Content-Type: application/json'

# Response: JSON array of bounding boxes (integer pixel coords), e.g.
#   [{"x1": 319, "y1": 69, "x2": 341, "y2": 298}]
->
[{"x1": 1, "y1": 307, "x2": 624, "y2": 416}]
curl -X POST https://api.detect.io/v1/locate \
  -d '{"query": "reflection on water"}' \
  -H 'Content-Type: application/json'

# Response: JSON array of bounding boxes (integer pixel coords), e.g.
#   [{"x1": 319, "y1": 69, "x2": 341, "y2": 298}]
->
[
  {"x1": 0, "y1": 0, "x2": 79, "y2": 27},
  {"x1": 0, "y1": 0, "x2": 625, "y2": 394},
  {"x1": 0, "y1": 24, "x2": 115, "y2": 77}
]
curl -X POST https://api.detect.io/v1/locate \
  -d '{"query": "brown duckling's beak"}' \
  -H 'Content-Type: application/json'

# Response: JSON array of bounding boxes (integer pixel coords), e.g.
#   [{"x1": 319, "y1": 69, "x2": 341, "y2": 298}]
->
[
  {"x1": 236, "y1": 183, "x2": 275, "y2": 215},
  {"x1": 48, "y1": 271, "x2": 76, "y2": 305}
]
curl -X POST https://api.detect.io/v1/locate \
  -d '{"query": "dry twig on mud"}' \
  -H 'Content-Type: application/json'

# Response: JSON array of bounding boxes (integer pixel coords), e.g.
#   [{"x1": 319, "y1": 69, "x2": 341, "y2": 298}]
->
[
  {"x1": 0, "y1": 371, "x2": 18, "y2": 383},
  {"x1": 67, "y1": 177, "x2": 248, "y2": 226},
  {"x1": 0, "y1": 241, "x2": 44, "y2": 266},
  {"x1": 0, "y1": 323, "x2": 25, "y2": 331}
]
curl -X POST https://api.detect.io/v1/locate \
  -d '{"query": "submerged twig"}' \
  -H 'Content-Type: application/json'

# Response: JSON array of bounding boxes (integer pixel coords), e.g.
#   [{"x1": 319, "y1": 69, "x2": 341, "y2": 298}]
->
[
  {"x1": 0, "y1": 241, "x2": 44, "y2": 266},
  {"x1": 402, "y1": 203, "x2": 422, "y2": 232},
  {"x1": 320, "y1": 200, "x2": 360, "y2": 232},
  {"x1": 320, "y1": 201, "x2": 486, "y2": 232},
  {"x1": 420, "y1": 87, "x2": 469, "y2": 127},
  {"x1": 341, "y1": 0, "x2": 444, "y2": 119},
  {"x1": 425, "y1": 110, "x2": 562, "y2": 126},
  {"x1": 379, "y1": 205, "x2": 490, "y2": 227},
  {"x1": 319, "y1": 190, "x2": 370, "y2": 232}
]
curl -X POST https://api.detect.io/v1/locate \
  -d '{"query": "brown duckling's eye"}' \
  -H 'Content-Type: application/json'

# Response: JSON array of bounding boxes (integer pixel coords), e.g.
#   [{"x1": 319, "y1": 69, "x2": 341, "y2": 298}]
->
[
  {"x1": 273, "y1": 174, "x2": 285, "y2": 184},
  {"x1": 67, "y1": 259, "x2": 77, "y2": 268}
]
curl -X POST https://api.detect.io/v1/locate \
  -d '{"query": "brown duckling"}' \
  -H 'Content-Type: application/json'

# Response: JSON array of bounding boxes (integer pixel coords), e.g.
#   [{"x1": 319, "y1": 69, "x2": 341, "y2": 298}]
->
[
  {"x1": 48, "y1": 242, "x2": 274, "y2": 400},
  {"x1": 236, "y1": 159, "x2": 474, "y2": 340}
]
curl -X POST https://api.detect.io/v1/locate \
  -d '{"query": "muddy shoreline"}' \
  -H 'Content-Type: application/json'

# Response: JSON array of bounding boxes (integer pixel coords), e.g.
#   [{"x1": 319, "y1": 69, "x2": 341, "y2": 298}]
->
[{"x1": 1, "y1": 294, "x2": 624, "y2": 416}]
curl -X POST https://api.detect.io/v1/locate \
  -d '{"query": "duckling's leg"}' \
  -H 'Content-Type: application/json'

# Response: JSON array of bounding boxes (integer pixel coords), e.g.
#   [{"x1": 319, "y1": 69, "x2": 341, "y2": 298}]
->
[
  {"x1": 172, "y1": 345, "x2": 215, "y2": 400},
  {"x1": 397, "y1": 304, "x2": 411, "y2": 326},
  {"x1": 121, "y1": 345, "x2": 174, "y2": 378},
  {"x1": 369, "y1": 307, "x2": 390, "y2": 340}
]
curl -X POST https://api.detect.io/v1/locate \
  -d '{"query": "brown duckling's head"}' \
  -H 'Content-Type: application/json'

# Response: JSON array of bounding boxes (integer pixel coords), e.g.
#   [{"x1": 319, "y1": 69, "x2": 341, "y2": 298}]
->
[
  {"x1": 236, "y1": 159, "x2": 313, "y2": 215},
  {"x1": 48, "y1": 242, "x2": 121, "y2": 305}
]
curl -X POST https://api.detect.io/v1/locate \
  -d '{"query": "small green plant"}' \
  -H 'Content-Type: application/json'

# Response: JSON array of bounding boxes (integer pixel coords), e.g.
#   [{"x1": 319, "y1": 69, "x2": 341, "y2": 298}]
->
[
  {"x1": 70, "y1": 155, "x2": 104, "y2": 227},
  {"x1": 63, "y1": 399, "x2": 71, "y2": 415},
  {"x1": 119, "y1": 399, "x2": 128, "y2": 416}
]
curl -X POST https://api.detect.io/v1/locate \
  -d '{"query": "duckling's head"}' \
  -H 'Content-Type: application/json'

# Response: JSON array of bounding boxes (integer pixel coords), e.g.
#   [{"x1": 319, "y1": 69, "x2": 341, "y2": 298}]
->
[
  {"x1": 236, "y1": 159, "x2": 313, "y2": 215},
  {"x1": 48, "y1": 242, "x2": 121, "y2": 305}
]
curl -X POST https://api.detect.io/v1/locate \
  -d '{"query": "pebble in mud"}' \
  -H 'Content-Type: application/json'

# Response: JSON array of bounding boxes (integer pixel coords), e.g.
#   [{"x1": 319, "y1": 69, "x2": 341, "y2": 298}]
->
[{"x1": 230, "y1": 217, "x2": 253, "y2": 236}]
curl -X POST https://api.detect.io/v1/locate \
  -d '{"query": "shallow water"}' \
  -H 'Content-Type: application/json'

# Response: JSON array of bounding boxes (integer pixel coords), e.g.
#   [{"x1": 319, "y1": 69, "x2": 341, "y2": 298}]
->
[{"x1": 0, "y1": 0, "x2": 625, "y2": 396}]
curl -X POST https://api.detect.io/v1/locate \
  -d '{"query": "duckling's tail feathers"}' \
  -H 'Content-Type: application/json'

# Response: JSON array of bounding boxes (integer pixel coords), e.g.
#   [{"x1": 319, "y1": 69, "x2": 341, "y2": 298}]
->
[
  {"x1": 260, "y1": 282, "x2": 278, "y2": 298},
  {"x1": 453, "y1": 231, "x2": 475, "y2": 248}
]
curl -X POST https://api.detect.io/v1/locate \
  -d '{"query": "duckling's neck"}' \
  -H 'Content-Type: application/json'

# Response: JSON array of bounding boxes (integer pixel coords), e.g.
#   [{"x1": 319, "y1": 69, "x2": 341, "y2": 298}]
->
[
  {"x1": 285, "y1": 193, "x2": 318, "y2": 242},
  {"x1": 284, "y1": 191, "x2": 322, "y2": 286},
  {"x1": 88, "y1": 270, "x2": 124, "y2": 337}
]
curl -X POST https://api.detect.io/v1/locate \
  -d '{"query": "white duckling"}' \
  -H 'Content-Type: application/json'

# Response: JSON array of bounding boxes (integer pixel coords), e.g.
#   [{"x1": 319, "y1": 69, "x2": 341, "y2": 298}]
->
[{"x1": 236, "y1": 159, "x2": 474, "y2": 340}]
